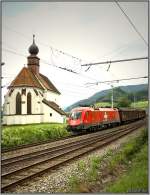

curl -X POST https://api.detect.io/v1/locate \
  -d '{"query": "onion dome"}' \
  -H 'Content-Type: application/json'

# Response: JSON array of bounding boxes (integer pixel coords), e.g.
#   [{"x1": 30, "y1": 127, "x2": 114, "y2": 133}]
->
[{"x1": 28, "y1": 34, "x2": 39, "y2": 55}]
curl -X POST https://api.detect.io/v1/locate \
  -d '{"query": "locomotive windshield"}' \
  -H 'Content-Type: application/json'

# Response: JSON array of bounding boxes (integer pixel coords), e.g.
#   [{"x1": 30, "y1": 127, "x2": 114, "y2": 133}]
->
[{"x1": 70, "y1": 112, "x2": 82, "y2": 120}]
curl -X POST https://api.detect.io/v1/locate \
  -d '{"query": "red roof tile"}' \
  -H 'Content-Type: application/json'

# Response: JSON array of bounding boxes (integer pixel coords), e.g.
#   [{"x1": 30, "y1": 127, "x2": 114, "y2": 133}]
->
[
  {"x1": 38, "y1": 73, "x2": 60, "y2": 94},
  {"x1": 8, "y1": 67, "x2": 61, "y2": 94},
  {"x1": 8, "y1": 67, "x2": 43, "y2": 89}
]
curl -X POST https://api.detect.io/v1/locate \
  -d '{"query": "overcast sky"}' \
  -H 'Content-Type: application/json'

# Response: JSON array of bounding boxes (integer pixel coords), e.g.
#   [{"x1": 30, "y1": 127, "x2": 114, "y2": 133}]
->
[{"x1": 2, "y1": 2, "x2": 148, "y2": 108}]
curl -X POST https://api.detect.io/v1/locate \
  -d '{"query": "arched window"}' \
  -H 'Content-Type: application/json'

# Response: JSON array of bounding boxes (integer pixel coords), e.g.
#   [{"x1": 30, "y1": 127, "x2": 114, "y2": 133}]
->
[
  {"x1": 27, "y1": 92, "x2": 32, "y2": 114},
  {"x1": 16, "y1": 92, "x2": 21, "y2": 115}
]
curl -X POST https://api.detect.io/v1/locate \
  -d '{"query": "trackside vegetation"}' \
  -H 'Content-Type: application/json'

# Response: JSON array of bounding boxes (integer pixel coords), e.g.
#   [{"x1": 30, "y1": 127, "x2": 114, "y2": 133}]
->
[
  {"x1": 130, "y1": 100, "x2": 148, "y2": 109},
  {"x1": 106, "y1": 144, "x2": 148, "y2": 193},
  {"x1": 66, "y1": 128, "x2": 148, "y2": 193},
  {"x1": 2, "y1": 123, "x2": 70, "y2": 148},
  {"x1": 95, "y1": 100, "x2": 148, "y2": 109}
]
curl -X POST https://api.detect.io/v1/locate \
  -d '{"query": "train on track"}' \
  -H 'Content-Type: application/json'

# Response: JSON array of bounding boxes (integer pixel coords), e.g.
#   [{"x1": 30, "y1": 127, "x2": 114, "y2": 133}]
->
[{"x1": 67, "y1": 107, "x2": 146, "y2": 133}]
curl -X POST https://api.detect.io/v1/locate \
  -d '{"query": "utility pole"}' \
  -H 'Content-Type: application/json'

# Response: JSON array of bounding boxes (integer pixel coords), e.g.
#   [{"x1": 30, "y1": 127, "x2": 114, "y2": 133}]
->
[
  {"x1": 133, "y1": 94, "x2": 135, "y2": 109},
  {"x1": 1, "y1": 62, "x2": 5, "y2": 88},
  {"x1": 111, "y1": 85, "x2": 114, "y2": 108},
  {"x1": 1, "y1": 62, "x2": 5, "y2": 66},
  {"x1": 102, "y1": 83, "x2": 114, "y2": 108},
  {"x1": 1, "y1": 62, "x2": 5, "y2": 124}
]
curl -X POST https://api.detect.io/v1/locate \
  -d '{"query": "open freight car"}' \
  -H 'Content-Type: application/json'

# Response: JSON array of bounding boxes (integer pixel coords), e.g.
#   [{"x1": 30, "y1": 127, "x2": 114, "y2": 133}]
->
[{"x1": 118, "y1": 108, "x2": 146, "y2": 123}]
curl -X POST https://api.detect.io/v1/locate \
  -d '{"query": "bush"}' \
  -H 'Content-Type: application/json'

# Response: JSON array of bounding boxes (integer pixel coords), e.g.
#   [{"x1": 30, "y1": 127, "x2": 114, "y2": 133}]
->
[
  {"x1": 2, "y1": 123, "x2": 70, "y2": 148},
  {"x1": 116, "y1": 97, "x2": 131, "y2": 107}
]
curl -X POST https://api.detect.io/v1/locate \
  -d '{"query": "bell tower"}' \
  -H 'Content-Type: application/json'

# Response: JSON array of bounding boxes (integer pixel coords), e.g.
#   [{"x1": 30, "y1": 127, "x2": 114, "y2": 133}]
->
[{"x1": 27, "y1": 35, "x2": 40, "y2": 74}]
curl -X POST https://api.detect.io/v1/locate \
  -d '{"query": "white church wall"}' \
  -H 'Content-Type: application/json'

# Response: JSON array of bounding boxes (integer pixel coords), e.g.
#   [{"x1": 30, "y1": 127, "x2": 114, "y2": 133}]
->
[
  {"x1": 3, "y1": 115, "x2": 43, "y2": 125},
  {"x1": 3, "y1": 93, "x2": 10, "y2": 115},
  {"x1": 3, "y1": 87, "x2": 45, "y2": 125},
  {"x1": 3, "y1": 87, "x2": 44, "y2": 115},
  {"x1": 3, "y1": 87, "x2": 63, "y2": 125},
  {"x1": 44, "y1": 90, "x2": 60, "y2": 104},
  {"x1": 42, "y1": 103, "x2": 64, "y2": 123},
  {"x1": 29, "y1": 88, "x2": 42, "y2": 114}
]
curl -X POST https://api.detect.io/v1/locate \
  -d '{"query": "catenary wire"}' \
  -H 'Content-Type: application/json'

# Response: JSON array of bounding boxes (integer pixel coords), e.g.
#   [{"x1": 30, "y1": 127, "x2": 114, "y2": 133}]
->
[
  {"x1": 81, "y1": 57, "x2": 148, "y2": 67},
  {"x1": 86, "y1": 76, "x2": 148, "y2": 86},
  {"x1": 115, "y1": 1, "x2": 148, "y2": 47}
]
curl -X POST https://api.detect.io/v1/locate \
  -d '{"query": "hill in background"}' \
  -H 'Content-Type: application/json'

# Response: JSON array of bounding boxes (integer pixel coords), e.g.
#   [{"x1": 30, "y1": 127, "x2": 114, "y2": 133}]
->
[{"x1": 64, "y1": 84, "x2": 148, "y2": 112}]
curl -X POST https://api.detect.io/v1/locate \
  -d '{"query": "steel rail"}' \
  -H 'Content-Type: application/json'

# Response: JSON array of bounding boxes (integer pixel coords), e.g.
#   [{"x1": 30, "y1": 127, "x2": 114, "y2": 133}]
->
[
  {"x1": 1, "y1": 120, "x2": 145, "y2": 192},
  {"x1": 2, "y1": 119, "x2": 143, "y2": 154},
  {"x1": 2, "y1": 125, "x2": 137, "y2": 174},
  {"x1": 2, "y1": 123, "x2": 136, "y2": 165},
  {"x1": 2, "y1": 123, "x2": 144, "y2": 192},
  {"x1": 2, "y1": 120, "x2": 143, "y2": 160}
]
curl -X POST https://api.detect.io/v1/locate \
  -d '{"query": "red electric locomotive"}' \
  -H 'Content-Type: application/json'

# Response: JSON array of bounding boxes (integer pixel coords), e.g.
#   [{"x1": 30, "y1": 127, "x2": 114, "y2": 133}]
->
[{"x1": 67, "y1": 107, "x2": 120, "y2": 132}]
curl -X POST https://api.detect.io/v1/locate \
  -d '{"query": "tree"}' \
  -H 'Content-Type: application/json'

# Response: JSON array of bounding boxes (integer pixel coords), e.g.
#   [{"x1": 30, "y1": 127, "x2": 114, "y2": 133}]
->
[{"x1": 116, "y1": 97, "x2": 131, "y2": 108}]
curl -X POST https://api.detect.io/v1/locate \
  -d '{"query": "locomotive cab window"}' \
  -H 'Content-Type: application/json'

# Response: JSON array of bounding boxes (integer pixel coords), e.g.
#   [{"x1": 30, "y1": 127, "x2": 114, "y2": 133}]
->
[{"x1": 71, "y1": 112, "x2": 82, "y2": 120}]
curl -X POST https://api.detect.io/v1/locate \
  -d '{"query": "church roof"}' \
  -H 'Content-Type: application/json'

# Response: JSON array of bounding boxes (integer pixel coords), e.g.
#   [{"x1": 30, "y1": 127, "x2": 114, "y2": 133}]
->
[
  {"x1": 38, "y1": 73, "x2": 60, "y2": 94},
  {"x1": 42, "y1": 99, "x2": 66, "y2": 116},
  {"x1": 8, "y1": 67, "x2": 61, "y2": 94}
]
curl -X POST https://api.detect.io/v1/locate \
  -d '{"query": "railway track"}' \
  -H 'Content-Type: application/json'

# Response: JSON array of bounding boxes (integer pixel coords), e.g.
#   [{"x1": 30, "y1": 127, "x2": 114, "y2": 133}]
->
[{"x1": 1, "y1": 119, "x2": 146, "y2": 192}]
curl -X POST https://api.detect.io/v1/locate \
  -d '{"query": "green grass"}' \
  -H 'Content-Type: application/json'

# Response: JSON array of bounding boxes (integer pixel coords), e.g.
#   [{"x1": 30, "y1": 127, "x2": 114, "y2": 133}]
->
[
  {"x1": 2, "y1": 123, "x2": 70, "y2": 148},
  {"x1": 67, "y1": 128, "x2": 148, "y2": 193},
  {"x1": 68, "y1": 156, "x2": 102, "y2": 193},
  {"x1": 77, "y1": 160, "x2": 86, "y2": 172},
  {"x1": 95, "y1": 100, "x2": 148, "y2": 109},
  {"x1": 130, "y1": 100, "x2": 148, "y2": 109},
  {"x1": 105, "y1": 128, "x2": 148, "y2": 193},
  {"x1": 94, "y1": 102, "x2": 112, "y2": 107},
  {"x1": 87, "y1": 156, "x2": 102, "y2": 182},
  {"x1": 106, "y1": 144, "x2": 148, "y2": 193},
  {"x1": 68, "y1": 174, "x2": 82, "y2": 193}
]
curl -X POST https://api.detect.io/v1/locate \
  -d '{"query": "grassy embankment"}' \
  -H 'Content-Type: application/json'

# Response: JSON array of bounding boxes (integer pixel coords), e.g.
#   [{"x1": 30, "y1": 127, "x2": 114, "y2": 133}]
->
[
  {"x1": 66, "y1": 127, "x2": 148, "y2": 193},
  {"x1": 106, "y1": 144, "x2": 148, "y2": 192},
  {"x1": 2, "y1": 123, "x2": 70, "y2": 149}
]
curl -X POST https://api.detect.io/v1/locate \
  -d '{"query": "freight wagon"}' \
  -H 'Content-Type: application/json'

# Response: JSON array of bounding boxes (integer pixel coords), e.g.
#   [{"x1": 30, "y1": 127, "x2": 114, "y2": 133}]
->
[{"x1": 118, "y1": 108, "x2": 146, "y2": 123}]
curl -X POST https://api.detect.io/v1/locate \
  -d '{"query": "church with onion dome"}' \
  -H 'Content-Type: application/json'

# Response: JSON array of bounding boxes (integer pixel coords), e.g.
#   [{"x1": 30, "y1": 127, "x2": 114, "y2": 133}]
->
[{"x1": 3, "y1": 35, "x2": 66, "y2": 125}]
